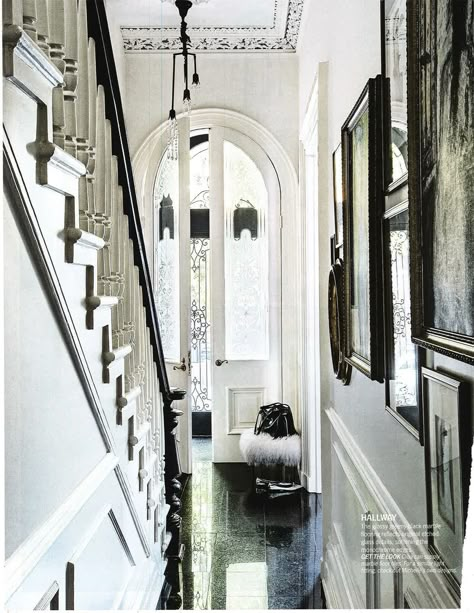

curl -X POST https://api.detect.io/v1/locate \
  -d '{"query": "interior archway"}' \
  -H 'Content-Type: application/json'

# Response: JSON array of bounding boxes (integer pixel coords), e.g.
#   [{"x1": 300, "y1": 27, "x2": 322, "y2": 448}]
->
[{"x1": 132, "y1": 108, "x2": 302, "y2": 437}]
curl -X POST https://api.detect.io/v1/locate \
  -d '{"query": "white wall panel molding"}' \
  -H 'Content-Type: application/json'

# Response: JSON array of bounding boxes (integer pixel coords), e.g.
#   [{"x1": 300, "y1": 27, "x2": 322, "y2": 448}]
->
[
  {"x1": 4, "y1": 454, "x2": 118, "y2": 601},
  {"x1": 65, "y1": 506, "x2": 136, "y2": 609},
  {"x1": 4, "y1": 131, "x2": 152, "y2": 561},
  {"x1": 226, "y1": 386, "x2": 266, "y2": 434},
  {"x1": 324, "y1": 524, "x2": 365, "y2": 609},
  {"x1": 33, "y1": 581, "x2": 60, "y2": 610},
  {"x1": 325, "y1": 407, "x2": 458, "y2": 609}
]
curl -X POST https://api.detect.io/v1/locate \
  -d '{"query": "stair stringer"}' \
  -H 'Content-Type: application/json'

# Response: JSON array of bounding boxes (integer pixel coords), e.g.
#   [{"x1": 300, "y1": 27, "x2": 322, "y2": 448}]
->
[{"x1": 3, "y1": 26, "x2": 169, "y2": 609}]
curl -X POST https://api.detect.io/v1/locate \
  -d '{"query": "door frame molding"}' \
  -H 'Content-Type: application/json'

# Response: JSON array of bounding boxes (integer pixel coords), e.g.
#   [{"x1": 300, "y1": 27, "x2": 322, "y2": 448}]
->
[
  {"x1": 299, "y1": 63, "x2": 329, "y2": 493},
  {"x1": 132, "y1": 108, "x2": 301, "y2": 454}
]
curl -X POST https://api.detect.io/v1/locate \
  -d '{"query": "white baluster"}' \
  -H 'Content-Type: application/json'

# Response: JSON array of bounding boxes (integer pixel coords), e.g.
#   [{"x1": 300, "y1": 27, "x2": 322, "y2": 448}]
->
[
  {"x1": 76, "y1": 1, "x2": 89, "y2": 231},
  {"x1": 86, "y1": 38, "x2": 97, "y2": 232},
  {"x1": 36, "y1": 0, "x2": 49, "y2": 55},
  {"x1": 76, "y1": 0, "x2": 88, "y2": 164},
  {"x1": 63, "y1": 0, "x2": 78, "y2": 156},
  {"x1": 23, "y1": 0, "x2": 37, "y2": 41},
  {"x1": 48, "y1": 0, "x2": 65, "y2": 148},
  {"x1": 94, "y1": 85, "x2": 106, "y2": 237},
  {"x1": 3, "y1": 0, "x2": 23, "y2": 29},
  {"x1": 99, "y1": 120, "x2": 113, "y2": 295},
  {"x1": 124, "y1": 239, "x2": 135, "y2": 392}
]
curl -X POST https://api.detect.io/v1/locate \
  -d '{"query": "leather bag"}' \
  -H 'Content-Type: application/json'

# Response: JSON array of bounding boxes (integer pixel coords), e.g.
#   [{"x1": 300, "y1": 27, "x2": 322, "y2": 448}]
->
[{"x1": 254, "y1": 403, "x2": 297, "y2": 439}]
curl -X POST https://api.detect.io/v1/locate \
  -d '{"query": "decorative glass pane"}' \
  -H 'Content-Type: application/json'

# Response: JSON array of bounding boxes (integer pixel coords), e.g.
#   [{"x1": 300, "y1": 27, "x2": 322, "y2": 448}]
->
[
  {"x1": 350, "y1": 107, "x2": 370, "y2": 360},
  {"x1": 385, "y1": 0, "x2": 408, "y2": 183},
  {"x1": 190, "y1": 143, "x2": 212, "y2": 412},
  {"x1": 224, "y1": 141, "x2": 269, "y2": 361},
  {"x1": 385, "y1": 207, "x2": 419, "y2": 430},
  {"x1": 153, "y1": 151, "x2": 180, "y2": 362}
]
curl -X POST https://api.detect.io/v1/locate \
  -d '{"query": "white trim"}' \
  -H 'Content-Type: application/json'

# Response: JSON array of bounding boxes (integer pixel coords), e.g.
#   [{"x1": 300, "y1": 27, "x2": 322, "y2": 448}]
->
[
  {"x1": 120, "y1": 0, "x2": 305, "y2": 52},
  {"x1": 226, "y1": 386, "x2": 266, "y2": 435},
  {"x1": 4, "y1": 29, "x2": 63, "y2": 90},
  {"x1": 325, "y1": 407, "x2": 459, "y2": 609},
  {"x1": 298, "y1": 66, "x2": 326, "y2": 494},
  {"x1": 5, "y1": 454, "x2": 118, "y2": 600},
  {"x1": 132, "y1": 108, "x2": 300, "y2": 435},
  {"x1": 4, "y1": 131, "x2": 152, "y2": 563}
]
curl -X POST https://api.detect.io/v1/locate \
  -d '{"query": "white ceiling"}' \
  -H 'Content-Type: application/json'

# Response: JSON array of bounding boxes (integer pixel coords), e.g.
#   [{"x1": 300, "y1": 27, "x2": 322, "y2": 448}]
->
[
  {"x1": 110, "y1": 0, "x2": 305, "y2": 52},
  {"x1": 108, "y1": 0, "x2": 279, "y2": 29}
]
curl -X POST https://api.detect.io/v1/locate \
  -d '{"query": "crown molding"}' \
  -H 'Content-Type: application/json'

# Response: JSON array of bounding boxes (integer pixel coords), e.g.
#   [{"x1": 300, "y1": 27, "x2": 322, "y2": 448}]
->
[{"x1": 121, "y1": 0, "x2": 304, "y2": 52}]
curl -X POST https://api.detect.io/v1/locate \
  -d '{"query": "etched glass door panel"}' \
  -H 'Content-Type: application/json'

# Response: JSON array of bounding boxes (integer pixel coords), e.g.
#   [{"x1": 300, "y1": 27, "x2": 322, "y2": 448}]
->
[
  {"x1": 190, "y1": 138, "x2": 212, "y2": 414},
  {"x1": 223, "y1": 141, "x2": 269, "y2": 361},
  {"x1": 153, "y1": 151, "x2": 180, "y2": 362}
]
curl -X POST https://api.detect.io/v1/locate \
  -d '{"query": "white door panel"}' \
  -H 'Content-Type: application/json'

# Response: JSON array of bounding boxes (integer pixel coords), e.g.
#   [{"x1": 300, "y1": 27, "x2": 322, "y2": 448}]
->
[{"x1": 210, "y1": 127, "x2": 281, "y2": 462}]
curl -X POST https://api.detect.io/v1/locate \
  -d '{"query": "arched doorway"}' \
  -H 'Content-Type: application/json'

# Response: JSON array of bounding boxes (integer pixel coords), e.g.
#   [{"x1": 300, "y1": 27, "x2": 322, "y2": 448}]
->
[{"x1": 133, "y1": 110, "x2": 300, "y2": 472}]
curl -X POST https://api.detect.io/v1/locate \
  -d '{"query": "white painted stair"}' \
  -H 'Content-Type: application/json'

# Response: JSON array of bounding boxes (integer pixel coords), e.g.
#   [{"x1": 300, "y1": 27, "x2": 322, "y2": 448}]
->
[{"x1": 3, "y1": 0, "x2": 171, "y2": 608}]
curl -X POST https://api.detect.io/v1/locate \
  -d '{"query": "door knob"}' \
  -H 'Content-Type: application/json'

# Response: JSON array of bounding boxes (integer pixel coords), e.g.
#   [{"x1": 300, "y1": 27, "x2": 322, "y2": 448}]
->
[
  {"x1": 173, "y1": 357, "x2": 187, "y2": 371},
  {"x1": 215, "y1": 359, "x2": 229, "y2": 367}
]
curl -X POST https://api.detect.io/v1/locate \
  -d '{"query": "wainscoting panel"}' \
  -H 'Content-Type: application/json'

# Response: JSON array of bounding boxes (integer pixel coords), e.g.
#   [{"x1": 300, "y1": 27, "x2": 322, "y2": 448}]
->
[
  {"x1": 322, "y1": 408, "x2": 458, "y2": 610},
  {"x1": 226, "y1": 386, "x2": 266, "y2": 434},
  {"x1": 66, "y1": 508, "x2": 135, "y2": 610}
]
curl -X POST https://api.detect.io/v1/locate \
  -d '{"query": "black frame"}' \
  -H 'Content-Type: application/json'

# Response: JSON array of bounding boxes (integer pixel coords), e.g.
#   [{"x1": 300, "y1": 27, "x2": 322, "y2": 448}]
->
[
  {"x1": 422, "y1": 367, "x2": 471, "y2": 602},
  {"x1": 332, "y1": 143, "x2": 344, "y2": 248},
  {"x1": 342, "y1": 76, "x2": 385, "y2": 382},
  {"x1": 380, "y1": 0, "x2": 409, "y2": 192},
  {"x1": 328, "y1": 260, "x2": 351, "y2": 385},
  {"x1": 406, "y1": 0, "x2": 474, "y2": 364},
  {"x1": 382, "y1": 199, "x2": 423, "y2": 441}
]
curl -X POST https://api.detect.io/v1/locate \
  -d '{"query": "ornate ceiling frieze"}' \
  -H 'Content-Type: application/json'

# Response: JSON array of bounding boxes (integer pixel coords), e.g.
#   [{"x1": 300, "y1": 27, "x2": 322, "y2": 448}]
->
[{"x1": 121, "y1": 0, "x2": 305, "y2": 52}]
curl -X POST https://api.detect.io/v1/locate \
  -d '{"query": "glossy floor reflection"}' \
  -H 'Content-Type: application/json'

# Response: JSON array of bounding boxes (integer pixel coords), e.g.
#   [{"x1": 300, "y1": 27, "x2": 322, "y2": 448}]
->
[{"x1": 180, "y1": 438, "x2": 323, "y2": 610}]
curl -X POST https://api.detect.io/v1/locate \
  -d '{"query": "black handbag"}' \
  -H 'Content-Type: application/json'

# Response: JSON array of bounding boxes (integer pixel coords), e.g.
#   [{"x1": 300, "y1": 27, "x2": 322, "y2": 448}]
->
[{"x1": 254, "y1": 403, "x2": 297, "y2": 439}]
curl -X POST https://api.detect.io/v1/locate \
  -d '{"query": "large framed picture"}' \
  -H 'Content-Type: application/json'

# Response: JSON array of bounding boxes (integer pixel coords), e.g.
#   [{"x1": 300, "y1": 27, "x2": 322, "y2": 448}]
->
[
  {"x1": 342, "y1": 76, "x2": 385, "y2": 381},
  {"x1": 407, "y1": 0, "x2": 474, "y2": 364},
  {"x1": 422, "y1": 367, "x2": 471, "y2": 600},
  {"x1": 381, "y1": 0, "x2": 408, "y2": 190}
]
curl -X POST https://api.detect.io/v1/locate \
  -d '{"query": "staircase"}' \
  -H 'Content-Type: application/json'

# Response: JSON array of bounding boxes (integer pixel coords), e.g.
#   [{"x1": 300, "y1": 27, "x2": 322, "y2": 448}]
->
[{"x1": 3, "y1": 0, "x2": 184, "y2": 608}]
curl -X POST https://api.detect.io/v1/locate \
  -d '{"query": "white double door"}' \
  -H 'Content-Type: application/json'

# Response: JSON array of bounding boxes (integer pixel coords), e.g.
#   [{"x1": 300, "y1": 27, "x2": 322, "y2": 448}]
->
[{"x1": 166, "y1": 120, "x2": 281, "y2": 469}]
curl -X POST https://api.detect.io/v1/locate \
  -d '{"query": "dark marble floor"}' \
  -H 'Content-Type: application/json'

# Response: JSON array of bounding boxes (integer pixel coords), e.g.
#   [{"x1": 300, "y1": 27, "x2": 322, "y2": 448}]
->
[{"x1": 179, "y1": 438, "x2": 323, "y2": 610}]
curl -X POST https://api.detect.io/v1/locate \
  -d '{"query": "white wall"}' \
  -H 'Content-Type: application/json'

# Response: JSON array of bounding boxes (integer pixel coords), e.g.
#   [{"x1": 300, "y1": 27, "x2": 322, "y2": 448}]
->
[
  {"x1": 105, "y1": 0, "x2": 127, "y2": 108},
  {"x1": 298, "y1": 1, "x2": 474, "y2": 606},
  {"x1": 298, "y1": 0, "x2": 426, "y2": 528},
  {"x1": 124, "y1": 52, "x2": 299, "y2": 169},
  {"x1": 4, "y1": 194, "x2": 107, "y2": 558}
]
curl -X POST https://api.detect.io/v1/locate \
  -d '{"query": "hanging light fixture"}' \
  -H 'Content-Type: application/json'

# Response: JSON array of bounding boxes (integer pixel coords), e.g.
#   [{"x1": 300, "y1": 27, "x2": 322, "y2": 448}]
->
[{"x1": 168, "y1": 0, "x2": 200, "y2": 160}]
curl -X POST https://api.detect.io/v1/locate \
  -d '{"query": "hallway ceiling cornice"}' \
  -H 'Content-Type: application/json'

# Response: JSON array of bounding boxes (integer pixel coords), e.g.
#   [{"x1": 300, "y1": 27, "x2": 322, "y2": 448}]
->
[{"x1": 118, "y1": 0, "x2": 305, "y2": 52}]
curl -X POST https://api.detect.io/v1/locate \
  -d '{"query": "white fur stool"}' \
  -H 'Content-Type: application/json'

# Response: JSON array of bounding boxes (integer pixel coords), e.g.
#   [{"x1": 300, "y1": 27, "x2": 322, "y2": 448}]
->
[{"x1": 239, "y1": 430, "x2": 301, "y2": 468}]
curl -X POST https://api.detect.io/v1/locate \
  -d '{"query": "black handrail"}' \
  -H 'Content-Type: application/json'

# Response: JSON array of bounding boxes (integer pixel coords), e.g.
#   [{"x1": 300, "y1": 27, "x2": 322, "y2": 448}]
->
[{"x1": 86, "y1": 0, "x2": 171, "y2": 400}]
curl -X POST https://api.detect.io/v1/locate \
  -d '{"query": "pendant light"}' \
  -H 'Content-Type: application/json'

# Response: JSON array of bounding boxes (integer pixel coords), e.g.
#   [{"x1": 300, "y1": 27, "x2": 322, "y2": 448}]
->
[{"x1": 168, "y1": 0, "x2": 200, "y2": 160}]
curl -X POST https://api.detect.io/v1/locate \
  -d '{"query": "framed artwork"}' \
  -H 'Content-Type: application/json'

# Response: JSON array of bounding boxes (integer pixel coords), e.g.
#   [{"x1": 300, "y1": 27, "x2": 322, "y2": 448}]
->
[
  {"x1": 332, "y1": 144, "x2": 344, "y2": 248},
  {"x1": 407, "y1": 0, "x2": 474, "y2": 364},
  {"x1": 422, "y1": 367, "x2": 471, "y2": 600},
  {"x1": 383, "y1": 200, "x2": 422, "y2": 440},
  {"x1": 342, "y1": 76, "x2": 385, "y2": 382},
  {"x1": 328, "y1": 260, "x2": 351, "y2": 385},
  {"x1": 381, "y1": 0, "x2": 408, "y2": 190}
]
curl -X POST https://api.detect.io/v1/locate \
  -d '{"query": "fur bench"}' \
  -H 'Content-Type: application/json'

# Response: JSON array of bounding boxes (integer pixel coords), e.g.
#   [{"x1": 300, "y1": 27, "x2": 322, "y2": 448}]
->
[{"x1": 239, "y1": 430, "x2": 301, "y2": 467}]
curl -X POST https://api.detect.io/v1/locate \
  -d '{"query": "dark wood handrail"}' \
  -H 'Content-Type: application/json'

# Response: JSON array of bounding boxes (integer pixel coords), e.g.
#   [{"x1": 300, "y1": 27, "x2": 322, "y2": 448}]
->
[{"x1": 86, "y1": 0, "x2": 171, "y2": 400}]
